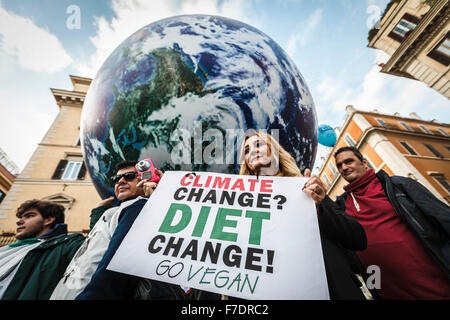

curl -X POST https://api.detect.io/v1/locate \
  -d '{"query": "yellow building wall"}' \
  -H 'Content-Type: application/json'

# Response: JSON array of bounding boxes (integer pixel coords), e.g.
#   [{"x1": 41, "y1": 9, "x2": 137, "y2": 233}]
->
[
  {"x1": 0, "y1": 82, "x2": 102, "y2": 234},
  {"x1": 43, "y1": 105, "x2": 81, "y2": 146},
  {"x1": 384, "y1": 131, "x2": 450, "y2": 202},
  {"x1": 347, "y1": 121, "x2": 363, "y2": 141},
  {"x1": 1, "y1": 183, "x2": 100, "y2": 233},
  {"x1": 388, "y1": 133, "x2": 449, "y2": 159},
  {"x1": 407, "y1": 157, "x2": 450, "y2": 199}
]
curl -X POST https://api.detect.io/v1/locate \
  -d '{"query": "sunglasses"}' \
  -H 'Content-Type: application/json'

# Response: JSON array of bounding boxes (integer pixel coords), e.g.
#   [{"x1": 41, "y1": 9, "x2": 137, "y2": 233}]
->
[{"x1": 111, "y1": 171, "x2": 138, "y2": 184}]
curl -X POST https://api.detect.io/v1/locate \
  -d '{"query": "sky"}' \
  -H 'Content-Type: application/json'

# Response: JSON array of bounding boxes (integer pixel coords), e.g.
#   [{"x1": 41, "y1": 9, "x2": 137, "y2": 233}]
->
[{"x1": 0, "y1": 0, "x2": 449, "y2": 173}]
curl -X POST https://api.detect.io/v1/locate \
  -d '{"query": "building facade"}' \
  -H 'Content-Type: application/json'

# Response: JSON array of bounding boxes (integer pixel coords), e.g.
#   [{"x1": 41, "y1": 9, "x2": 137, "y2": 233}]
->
[
  {"x1": 0, "y1": 147, "x2": 19, "y2": 206},
  {"x1": 0, "y1": 75, "x2": 101, "y2": 241},
  {"x1": 368, "y1": 0, "x2": 449, "y2": 98},
  {"x1": 319, "y1": 106, "x2": 450, "y2": 204}
]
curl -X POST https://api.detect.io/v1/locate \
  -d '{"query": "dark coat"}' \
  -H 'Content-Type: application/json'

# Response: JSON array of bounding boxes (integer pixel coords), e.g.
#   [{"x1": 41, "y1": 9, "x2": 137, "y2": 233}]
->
[
  {"x1": 317, "y1": 196, "x2": 368, "y2": 300},
  {"x1": 77, "y1": 196, "x2": 368, "y2": 300},
  {"x1": 76, "y1": 197, "x2": 369, "y2": 300},
  {"x1": 76, "y1": 198, "x2": 220, "y2": 300},
  {"x1": 1, "y1": 232, "x2": 85, "y2": 300},
  {"x1": 336, "y1": 170, "x2": 450, "y2": 279}
]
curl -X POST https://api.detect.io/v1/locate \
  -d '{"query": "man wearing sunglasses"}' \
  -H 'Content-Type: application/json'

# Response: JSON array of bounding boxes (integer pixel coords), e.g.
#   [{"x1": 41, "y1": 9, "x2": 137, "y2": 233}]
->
[
  {"x1": 51, "y1": 160, "x2": 155, "y2": 299},
  {"x1": 52, "y1": 160, "x2": 217, "y2": 300}
]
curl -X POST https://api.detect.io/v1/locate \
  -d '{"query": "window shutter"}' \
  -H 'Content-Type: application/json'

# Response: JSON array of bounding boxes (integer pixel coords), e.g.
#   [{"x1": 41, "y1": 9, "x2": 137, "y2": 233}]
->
[
  {"x1": 52, "y1": 160, "x2": 68, "y2": 179},
  {"x1": 388, "y1": 31, "x2": 404, "y2": 43},
  {"x1": 77, "y1": 162, "x2": 87, "y2": 180}
]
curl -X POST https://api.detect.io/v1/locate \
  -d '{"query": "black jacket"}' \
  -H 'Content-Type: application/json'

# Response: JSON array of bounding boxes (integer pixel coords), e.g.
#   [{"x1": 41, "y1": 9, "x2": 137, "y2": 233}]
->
[
  {"x1": 76, "y1": 198, "x2": 221, "y2": 300},
  {"x1": 317, "y1": 196, "x2": 368, "y2": 300},
  {"x1": 336, "y1": 170, "x2": 450, "y2": 279},
  {"x1": 223, "y1": 196, "x2": 369, "y2": 301}
]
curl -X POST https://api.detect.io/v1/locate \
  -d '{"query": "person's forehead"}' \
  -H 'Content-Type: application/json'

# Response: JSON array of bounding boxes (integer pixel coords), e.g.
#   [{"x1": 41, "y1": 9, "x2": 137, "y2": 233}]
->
[
  {"x1": 245, "y1": 135, "x2": 264, "y2": 145},
  {"x1": 19, "y1": 209, "x2": 41, "y2": 218},
  {"x1": 116, "y1": 166, "x2": 136, "y2": 175},
  {"x1": 336, "y1": 151, "x2": 358, "y2": 161}
]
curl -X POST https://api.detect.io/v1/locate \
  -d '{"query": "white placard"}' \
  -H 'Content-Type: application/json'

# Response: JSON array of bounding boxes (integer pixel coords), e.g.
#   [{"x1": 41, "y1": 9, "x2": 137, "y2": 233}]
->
[{"x1": 107, "y1": 171, "x2": 329, "y2": 300}]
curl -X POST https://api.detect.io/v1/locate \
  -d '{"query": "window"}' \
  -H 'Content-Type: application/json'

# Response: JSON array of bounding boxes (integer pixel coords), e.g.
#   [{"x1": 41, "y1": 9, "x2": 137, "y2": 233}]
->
[
  {"x1": 419, "y1": 125, "x2": 432, "y2": 134},
  {"x1": 376, "y1": 118, "x2": 390, "y2": 129},
  {"x1": 0, "y1": 189, "x2": 5, "y2": 205},
  {"x1": 446, "y1": 146, "x2": 450, "y2": 152},
  {"x1": 62, "y1": 161, "x2": 82, "y2": 180},
  {"x1": 427, "y1": 31, "x2": 450, "y2": 66},
  {"x1": 388, "y1": 13, "x2": 419, "y2": 42},
  {"x1": 424, "y1": 143, "x2": 444, "y2": 158},
  {"x1": 429, "y1": 173, "x2": 450, "y2": 194},
  {"x1": 322, "y1": 174, "x2": 331, "y2": 187},
  {"x1": 400, "y1": 141, "x2": 418, "y2": 155},
  {"x1": 436, "y1": 38, "x2": 450, "y2": 56},
  {"x1": 328, "y1": 161, "x2": 338, "y2": 176},
  {"x1": 438, "y1": 128, "x2": 449, "y2": 137},
  {"x1": 344, "y1": 134, "x2": 356, "y2": 147},
  {"x1": 392, "y1": 19, "x2": 416, "y2": 37},
  {"x1": 52, "y1": 159, "x2": 86, "y2": 180},
  {"x1": 399, "y1": 122, "x2": 414, "y2": 132}
]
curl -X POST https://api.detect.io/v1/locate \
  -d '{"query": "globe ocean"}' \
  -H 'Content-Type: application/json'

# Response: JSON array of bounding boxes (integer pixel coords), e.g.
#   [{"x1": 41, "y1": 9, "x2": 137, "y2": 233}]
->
[{"x1": 80, "y1": 15, "x2": 318, "y2": 198}]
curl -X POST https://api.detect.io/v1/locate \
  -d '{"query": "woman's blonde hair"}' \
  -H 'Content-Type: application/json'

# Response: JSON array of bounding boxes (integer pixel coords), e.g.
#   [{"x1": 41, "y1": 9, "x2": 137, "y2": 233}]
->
[{"x1": 238, "y1": 131, "x2": 302, "y2": 177}]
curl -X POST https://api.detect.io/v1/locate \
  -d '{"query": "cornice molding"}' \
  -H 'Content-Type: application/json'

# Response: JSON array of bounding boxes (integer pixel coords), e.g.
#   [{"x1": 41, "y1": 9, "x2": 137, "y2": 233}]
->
[
  {"x1": 50, "y1": 88, "x2": 86, "y2": 108},
  {"x1": 382, "y1": 0, "x2": 449, "y2": 74},
  {"x1": 38, "y1": 143, "x2": 82, "y2": 148},
  {"x1": 368, "y1": 0, "x2": 405, "y2": 48},
  {"x1": 12, "y1": 178, "x2": 93, "y2": 185},
  {"x1": 69, "y1": 75, "x2": 92, "y2": 86}
]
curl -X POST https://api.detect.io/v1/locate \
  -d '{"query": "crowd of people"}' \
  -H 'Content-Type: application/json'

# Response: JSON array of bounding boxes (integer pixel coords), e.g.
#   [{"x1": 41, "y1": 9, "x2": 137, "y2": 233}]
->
[{"x1": 0, "y1": 132, "x2": 448, "y2": 300}]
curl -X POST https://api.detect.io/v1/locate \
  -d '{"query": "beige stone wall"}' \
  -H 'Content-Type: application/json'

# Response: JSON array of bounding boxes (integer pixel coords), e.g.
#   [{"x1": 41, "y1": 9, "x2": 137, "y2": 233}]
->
[
  {"x1": 0, "y1": 182, "x2": 100, "y2": 233},
  {"x1": 369, "y1": 0, "x2": 449, "y2": 98},
  {"x1": 0, "y1": 77, "x2": 102, "y2": 234}
]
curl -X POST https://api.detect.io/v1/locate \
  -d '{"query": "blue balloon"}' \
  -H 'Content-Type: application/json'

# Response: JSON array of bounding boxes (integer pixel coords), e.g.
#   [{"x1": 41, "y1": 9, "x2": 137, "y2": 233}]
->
[{"x1": 318, "y1": 124, "x2": 336, "y2": 147}]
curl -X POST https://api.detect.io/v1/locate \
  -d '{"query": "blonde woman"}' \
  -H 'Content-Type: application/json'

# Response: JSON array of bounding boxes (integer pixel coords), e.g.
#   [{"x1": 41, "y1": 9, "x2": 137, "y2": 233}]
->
[
  {"x1": 239, "y1": 131, "x2": 332, "y2": 204},
  {"x1": 238, "y1": 131, "x2": 371, "y2": 300}
]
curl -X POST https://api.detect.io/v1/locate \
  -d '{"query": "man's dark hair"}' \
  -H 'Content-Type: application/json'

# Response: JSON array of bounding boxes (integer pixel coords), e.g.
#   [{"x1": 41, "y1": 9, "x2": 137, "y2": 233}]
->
[
  {"x1": 16, "y1": 199, "x2": 65, "y2": 228},
  {"x1": 115, "y1": 160, "x2": 138, "y2": 172},
  {"x1": 333, "y1": 146, "x2": 364, "y2": 162}
]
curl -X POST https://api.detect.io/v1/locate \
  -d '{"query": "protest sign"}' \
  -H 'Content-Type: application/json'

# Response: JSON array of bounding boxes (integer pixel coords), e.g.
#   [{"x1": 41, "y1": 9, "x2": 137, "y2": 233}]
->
[{"x1": 107, "y1": 171, "x2": 329, "y2": 300}]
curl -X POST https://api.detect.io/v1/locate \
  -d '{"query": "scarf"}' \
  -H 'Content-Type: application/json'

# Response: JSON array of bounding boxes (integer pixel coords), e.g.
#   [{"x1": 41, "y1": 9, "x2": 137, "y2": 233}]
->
[
  {"x1": 343, "y1": 169, "x2": 382, "y2": 215},
  {"x1": 0, "y1": 239, "x2": 43, "y2": 298}
]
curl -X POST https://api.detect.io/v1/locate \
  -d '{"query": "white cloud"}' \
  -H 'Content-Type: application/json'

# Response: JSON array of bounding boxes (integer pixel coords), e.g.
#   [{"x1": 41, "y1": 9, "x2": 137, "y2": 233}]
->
[
  {"x1": 286, "y1": 8, "x2": 323, "y2": 56},
  {"x1": 0, "y1": 5, "x2": 72, "y2": 73},
  {"x1": 315, "y1": 75, "x2": 354, "y2": 121},
  {"x1": 314, "y1": 50, "x2": 449, "y2": 125},
  {"x1": 0, "y1": 85, "x2": 56, "y2": 170},
  {"x1": 76, "y1": 0, "x2": 256, "y2": 77},
  {"x1": 352, "y1": 51, "x2": 449, "y2": 118}
]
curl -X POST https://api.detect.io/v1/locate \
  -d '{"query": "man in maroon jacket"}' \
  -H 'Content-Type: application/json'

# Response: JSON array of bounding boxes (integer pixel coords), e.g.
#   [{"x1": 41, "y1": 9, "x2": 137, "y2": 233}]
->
[{"x1": 334, "y1": 146, "x2": 450, "y2": 300}]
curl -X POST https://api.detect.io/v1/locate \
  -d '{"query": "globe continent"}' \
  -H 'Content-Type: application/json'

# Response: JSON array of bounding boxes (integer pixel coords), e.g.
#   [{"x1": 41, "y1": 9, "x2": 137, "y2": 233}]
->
[{"x1": 80, "y1": 14, "x2": 318, "y2": 199}]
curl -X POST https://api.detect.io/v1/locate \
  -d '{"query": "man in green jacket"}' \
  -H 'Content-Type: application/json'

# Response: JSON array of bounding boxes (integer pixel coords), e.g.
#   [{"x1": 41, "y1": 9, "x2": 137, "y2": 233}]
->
[{"x1": 0, "y1": 199, "x2": 86, "y2": 300}]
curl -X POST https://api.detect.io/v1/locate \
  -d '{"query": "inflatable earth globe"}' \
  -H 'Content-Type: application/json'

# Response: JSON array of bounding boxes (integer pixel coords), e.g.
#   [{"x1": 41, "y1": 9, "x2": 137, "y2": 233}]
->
[{"x1": 81, "y1": 14, "x2": 318, "y2": 199}]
